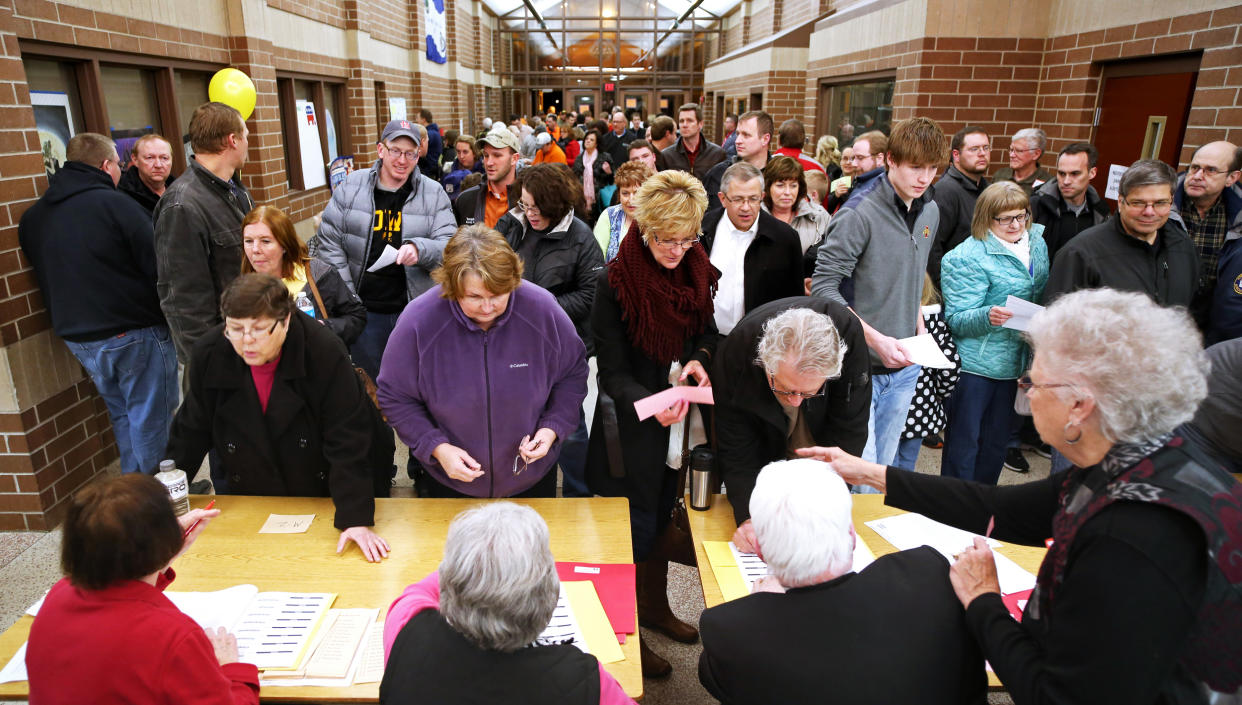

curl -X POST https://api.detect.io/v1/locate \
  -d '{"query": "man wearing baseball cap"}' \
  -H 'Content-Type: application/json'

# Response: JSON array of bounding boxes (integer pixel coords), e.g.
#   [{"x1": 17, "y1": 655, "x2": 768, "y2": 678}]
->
[
  {"x1": 314, "y1": 119, "x2": 456, "y2": 381},
  {"x1": 453, "y1": 126, "x2": 522, "y2": 229},
  {"x1": 532, "y1": 131, "x2": 567, "y2": 166}
]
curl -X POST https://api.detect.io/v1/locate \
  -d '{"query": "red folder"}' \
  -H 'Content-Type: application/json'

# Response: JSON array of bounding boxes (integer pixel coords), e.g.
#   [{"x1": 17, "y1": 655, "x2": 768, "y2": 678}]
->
[
  {"x1": 1002, "y1": 588, "x2": 1034, "y2": 622},
  {"x1": 556, "y1": 562, "x2": 636, "y2": 639}
]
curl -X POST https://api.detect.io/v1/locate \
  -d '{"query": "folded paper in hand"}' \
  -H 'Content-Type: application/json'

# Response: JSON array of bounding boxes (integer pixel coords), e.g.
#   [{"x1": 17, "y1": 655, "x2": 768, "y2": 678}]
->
[
  {"x1": 896, "y1": 333, "x2": 954, "y2": 369},
  {"x1": 999, "y1": 295, "x2": 1045, "y2": 333},
  {"x1": 633, "y1": 386, "x2": 714, "y2": 421}
]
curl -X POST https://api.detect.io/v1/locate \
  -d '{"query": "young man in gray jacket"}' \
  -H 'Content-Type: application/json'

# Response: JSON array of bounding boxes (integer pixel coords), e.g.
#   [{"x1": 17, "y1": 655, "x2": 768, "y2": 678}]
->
[
  {"x1": 811, "y1": 117, "x2": 947, "y2": 486},
  {"x1": 314, "y1": 119, "x2": 457, "y2": 380}
]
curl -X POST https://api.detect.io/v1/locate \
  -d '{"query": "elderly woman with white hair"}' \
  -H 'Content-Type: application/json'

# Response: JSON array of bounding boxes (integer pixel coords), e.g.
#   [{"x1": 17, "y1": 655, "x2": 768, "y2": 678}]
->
[
  {"x1": 380, "y1": 502, "x2": 635, "y2": 704},
  {"x1": 803, "y1": 288, "x2": 1242, "y2": 704},
  {"x1": 698, "y1": 459, "x2": 986, "y2": 704}
]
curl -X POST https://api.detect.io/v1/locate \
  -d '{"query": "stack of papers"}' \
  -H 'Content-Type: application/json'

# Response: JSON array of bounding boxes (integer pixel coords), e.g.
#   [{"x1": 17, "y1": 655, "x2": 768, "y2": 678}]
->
[
  {"x1": 702, "y1": 540, "x2": 876, "y2": 602},
  {"x1": 536, "y1": 581, "x2": 625, "y2": 664},
  {"x1": 555, "y1": 562, "x2": 635, "y2": 643},
  {"x1": 865, "y1": 512, "x2": 1037, "y2": 595}
]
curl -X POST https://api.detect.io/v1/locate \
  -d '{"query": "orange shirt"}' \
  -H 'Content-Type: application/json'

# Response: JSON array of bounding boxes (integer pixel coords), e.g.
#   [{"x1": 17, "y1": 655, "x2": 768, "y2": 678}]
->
[
  {"x1": 484, "y1": 183, "x2": 509, "y2": 228},
  {"x1": 533, "y1": 142, "x2": 567, "y2": 165}
]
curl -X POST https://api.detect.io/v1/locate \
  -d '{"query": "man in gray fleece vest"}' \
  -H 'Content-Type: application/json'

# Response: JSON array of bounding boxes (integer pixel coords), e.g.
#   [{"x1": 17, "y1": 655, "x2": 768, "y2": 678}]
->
[{"x1": 811, "y1": 117, "x2": 947, "y2": 487}]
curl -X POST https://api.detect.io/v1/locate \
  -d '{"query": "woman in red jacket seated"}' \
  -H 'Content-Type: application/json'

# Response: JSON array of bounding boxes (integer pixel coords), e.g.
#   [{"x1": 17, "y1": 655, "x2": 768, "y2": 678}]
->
[{"x1": 27, "y1": 474, "x2": 259, "y2": 704}]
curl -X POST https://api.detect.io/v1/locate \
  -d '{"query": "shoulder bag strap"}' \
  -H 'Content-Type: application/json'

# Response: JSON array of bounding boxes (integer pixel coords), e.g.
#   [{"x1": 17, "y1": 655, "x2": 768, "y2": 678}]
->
[{"x1": 304, "y1": 269, "x2": 330, "y2": 321}]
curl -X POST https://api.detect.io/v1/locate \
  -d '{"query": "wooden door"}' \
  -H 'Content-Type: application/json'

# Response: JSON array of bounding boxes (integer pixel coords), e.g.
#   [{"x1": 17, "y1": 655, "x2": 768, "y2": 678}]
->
[{"x1": 1092, "y1": 69, "x2": 1197, "y2": 196}]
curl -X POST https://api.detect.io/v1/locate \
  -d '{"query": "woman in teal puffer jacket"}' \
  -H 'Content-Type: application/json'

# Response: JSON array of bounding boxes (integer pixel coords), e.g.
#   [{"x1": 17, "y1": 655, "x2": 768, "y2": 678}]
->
[{"x1": 940, "y1": 181, "x2": 1049, "y2": 485}]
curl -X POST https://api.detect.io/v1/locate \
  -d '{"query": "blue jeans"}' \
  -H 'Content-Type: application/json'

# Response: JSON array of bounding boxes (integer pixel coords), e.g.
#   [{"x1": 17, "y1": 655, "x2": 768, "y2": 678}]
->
[
  {"x1": 65, "y1": 326, "x2": 178, "y2": 474},
  {"x1": 893, "y1": 436, "x2": 923, "y2": 472},
  {"x1": 351, "y1": 311, "x2": 402, "y2": 381},
  {"x1": 558, "y1": 407, "x2": 591, "y2": 497},
  {"x1": 941, "y1": 372, "x2": 1017, "y2": 485},
  {"x1": 858, "y1": 364, "x2": 921, "y2": 493}
]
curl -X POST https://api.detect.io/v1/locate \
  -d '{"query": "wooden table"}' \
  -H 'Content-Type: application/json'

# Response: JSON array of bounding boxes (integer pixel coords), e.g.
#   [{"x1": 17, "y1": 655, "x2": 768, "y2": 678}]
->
[
  {"x1": 0, "y1": 495, "x2": 641, "y2": 702},
  {"x1": 687, "y1": 492, "x2": 1047, "y2": 689}
]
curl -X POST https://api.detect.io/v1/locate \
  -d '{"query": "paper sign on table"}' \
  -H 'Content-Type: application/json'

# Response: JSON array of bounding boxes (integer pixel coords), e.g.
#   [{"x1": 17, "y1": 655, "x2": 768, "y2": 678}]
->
[
  {"x1": 556, "y1": 562, "x2": 636, "y2": 636},
  {"x1": 866, "y1": 513, "x2": 1037, "y2": 594},
  {"x1": 563, "y1": 581, "x2": 625, "y2": 664},
  {"x1": 366, "y1": 244, "x2": 400, "y2": 272},
  {"x1": 1000, "y1": 295, "x2": 1045, "y2": 333},
  {"x1": 259, "y1": 514, "x2": 316, "y2": 533},
  {"x1": 897, "y1": 333, "x2": 954, "y2": 369},
  {"x1": 633, "y1": 385, "x2": 714, "y2": 421}
]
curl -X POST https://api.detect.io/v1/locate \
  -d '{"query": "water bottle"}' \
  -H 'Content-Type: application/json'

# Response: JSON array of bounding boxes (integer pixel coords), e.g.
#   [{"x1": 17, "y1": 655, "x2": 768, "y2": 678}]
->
[
  {"x1": 295, "y1": 290, "x2": 316, "y2": 319},
  {"x1": 155, "y1": 459, "x2": 190, "y2": 516}
]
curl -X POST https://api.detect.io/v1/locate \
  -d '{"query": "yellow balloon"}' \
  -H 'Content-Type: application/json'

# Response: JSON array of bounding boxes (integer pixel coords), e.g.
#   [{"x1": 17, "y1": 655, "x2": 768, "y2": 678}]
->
[{"x1": 208, "y1": 68, "x2": 256, "y2": 121}]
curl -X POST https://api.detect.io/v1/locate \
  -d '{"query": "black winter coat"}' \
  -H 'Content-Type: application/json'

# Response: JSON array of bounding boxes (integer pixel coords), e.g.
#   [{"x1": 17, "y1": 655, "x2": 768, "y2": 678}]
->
[
  {"x1": 303, "y1": 258, "x2": 367, "y2": 346},
  {"x1": 713, "y1": 297, "x2": 871, "y2": 524},
  {"x1": 1029, "y1": 178, "x2": 1109, "y2": 264},
  {"x1": 571, "y1": 149, "x2": 614, "y2": 221},
  {"x1": 585, "y1": 268, "x2": 719, "y2": 515},
  {"x1": 928, "y1": 165, "x2": 989, "y2": 287},
  {"x1": 495, "y1": 209, "x2": 605, "y2": 349},
  {"x1": 117, "y1": 164, "x2": 174, "y2": 215},
  {"x1": 18, "y1": 161, "x2": 167, "y2": 341},
  {"x1": 166, "y1": 313, "x2": 392, "y2": 529},
  {"x1": 452, "y1": 182, "x2": 519, "y2": 227},
  {"x1": 700, "y1": 208, "x2": 804, "y2": 315},
  {"x1": 661, "y1": 137, "x2": 727, "y2": 181}
]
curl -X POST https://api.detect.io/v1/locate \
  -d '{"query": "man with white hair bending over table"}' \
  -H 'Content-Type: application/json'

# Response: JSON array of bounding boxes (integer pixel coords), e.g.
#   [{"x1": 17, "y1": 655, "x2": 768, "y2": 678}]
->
[{"x1": 697, "y1": 459, "x2": 987, "y2": 705}]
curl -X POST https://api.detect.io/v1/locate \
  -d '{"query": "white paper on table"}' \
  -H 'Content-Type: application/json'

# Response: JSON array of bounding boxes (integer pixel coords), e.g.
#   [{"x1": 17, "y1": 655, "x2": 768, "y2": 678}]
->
[
  {"x1": 259, "y1": 514, "x2": 316, "y2": 533},
  {"x1": 896, "y1": 333, "x2": 954, "y2": 369},
  {"x1": 728, "y1": 540, "x2": 876, "y2": 591},
  {"x1": 1000, "y1": 295, "x2": 1045, "y2": 333},
  {"x1": 165, "y1": 584, "x2": 261, "y2": 632},
  {"x1": 262, "y1": 609, "x2": 380, "y2": 687},
  {"x1": 535, "y1": 585, "x2": 589, "y2": 653},
  {"x1": 352, "y1": 619, "x2": 387, "y2": 684},
  {"x1": 366, "y1": 244, "x2": 400, "y2": 272},
  {"x1": 0, "y1": 642, "x2": 26, "y2": 684},
  {"x1": 866, "y1": 513, "x2": 1038, "y2": 595},
  {"x1": 233, "y1": 592, "x2": 335, "y2": 669}
]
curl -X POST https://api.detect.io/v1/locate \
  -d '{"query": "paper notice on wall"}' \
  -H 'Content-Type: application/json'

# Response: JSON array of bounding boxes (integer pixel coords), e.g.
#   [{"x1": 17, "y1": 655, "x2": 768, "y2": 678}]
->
[
  {"x1": 388, "y1": 97, "x2": 407, "y2": 121},
  {"x1": 295, "y1": 100, "x2": 327, "y2": 190},
  {"x1": 1105, "y1": 164, "x2": 1127, "y2": 200}
]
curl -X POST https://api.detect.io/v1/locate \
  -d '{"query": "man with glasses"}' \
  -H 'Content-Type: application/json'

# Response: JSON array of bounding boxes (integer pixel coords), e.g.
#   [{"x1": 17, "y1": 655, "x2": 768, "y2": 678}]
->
[
  {"x1": 928, "y1": 126, "x2": 990, "y2": 286},
  {"x1": 118, "y1": 134, "x2": 175, "y2": 216},
  {"x1": 711, "y1": 301, "x2": 870, "y2": 551},
  {"x1": 994, "y1": 128, "x2": 1052, "y2": 196},
  {"x1": 315, "y1": 119, "x2": 456, "y2": 382},
  {"x1": 1046, "y1": 158, "x2": 1199, "y2": 309},
  {"x1": 1173, "y1": 141, "x2": 1241, "y2": 304},
  {"x1": 1030, "y1": 142, "x2": 1109, "y2": 263},
  {"x1": 827, "y1": 130, "x2": 887, "y2": 213},
  {"x1": 700, "y1": 162, "x2": 803, "y2": 334}
]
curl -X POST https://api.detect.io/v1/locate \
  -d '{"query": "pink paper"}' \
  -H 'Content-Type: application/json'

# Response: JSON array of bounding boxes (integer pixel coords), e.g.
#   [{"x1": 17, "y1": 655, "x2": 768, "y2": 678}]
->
[{"x1": 632, "y1": 386, "x2": 715, "y2": 421}]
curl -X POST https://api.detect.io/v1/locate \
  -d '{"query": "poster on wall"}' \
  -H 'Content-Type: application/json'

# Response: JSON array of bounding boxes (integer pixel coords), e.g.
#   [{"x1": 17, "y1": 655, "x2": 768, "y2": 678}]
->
[
  {"x1": 295, "y1": 100, "x2": 328, "y2": 190},
  {"x1": 31, "y1": 91, "x2": 74, "y2": 178},
  {"x1": 426, "y1": 0, "x2": 447, "y2": 64},
  {"x1": 389, "y1": 97, "x2": 407, "y2": 121}
]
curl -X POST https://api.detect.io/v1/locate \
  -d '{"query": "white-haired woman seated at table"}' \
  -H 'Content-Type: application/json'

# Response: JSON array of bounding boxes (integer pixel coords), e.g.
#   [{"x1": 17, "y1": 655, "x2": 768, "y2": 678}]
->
[
  {"x1": 805, "y1": 288, "x2": 1242, "y2": 704},
  {"x1": 380, "y1": 502, "x2": 635, "y2": 705}
]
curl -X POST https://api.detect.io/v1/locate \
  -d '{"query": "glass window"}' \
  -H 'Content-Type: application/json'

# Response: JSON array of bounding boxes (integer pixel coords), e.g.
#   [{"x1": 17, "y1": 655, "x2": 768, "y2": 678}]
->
[
  {"x1": 101, "y1": 65, "x2": 158, "y2": 137},
  {"x1": 23, "y1": 57, "x2": 86, "y2": 176},
  {"x1": 827, "y1": 79, "x2": 894, "y2": 147},
  {"x1": 175, "y1": 70, "x2": 211, "y2": 166},
  {"x1": 323, "y1": 82, "x2": 341, "y2": 160},
  {"x1": 23, "y1": 58, "x2": 86, "y2": 134}
]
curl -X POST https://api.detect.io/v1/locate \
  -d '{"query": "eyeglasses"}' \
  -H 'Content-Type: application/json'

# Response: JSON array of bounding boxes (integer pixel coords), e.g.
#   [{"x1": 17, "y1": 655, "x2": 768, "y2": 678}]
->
[
  {"x1": 223, "y1": 319, "x2": 284, "y2": 342},
  {"x1": 516, "y1": 201, "x2": 542, "y2": 215},
  {"x1": 1008, "y1": 147, "x2": 1038, "y2": 154},
  {"x1": 722, "y1": 195, "x2": 762, "y2": 206},
  {"x1": 768, "y1": 375, "x2": 825, "y2": 400},
  {"x1": 1188, "y1": 163, "x2": 1233, "y2": 177},
  {"x1": 993, "y1": 212, "x2": 1029, "y2": 226},
  {"x1": 1017, "y1": 374, "x2": 1074, "y2": 395},
  {"x1": 383, "y1": 144, "x2": 418, "y2": 162},
  {"x1": 1121, "y1": 198, "x2": 1173, "y2": 212},
  {"x1": 649, "y1": 234, "x2": 701, "y2": 251},
  {"x1": 843, "y1": 154, "x2": 872, "y2": 163},
  {"x1": 961, "y1": 145, "x2": 991, "y2": 155}
]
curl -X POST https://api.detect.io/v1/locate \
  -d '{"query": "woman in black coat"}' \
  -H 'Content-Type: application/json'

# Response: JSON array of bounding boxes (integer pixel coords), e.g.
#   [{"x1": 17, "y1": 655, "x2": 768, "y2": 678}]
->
[
  {"x1": 585, "y1": 170, "x2": 719, "y2": 678},
  {"x1": 242, "y1": 205, "x2": 367, "y2": 346},
  {"x1": 166, "y1": 274, "x2": 394, "y2": 562}
]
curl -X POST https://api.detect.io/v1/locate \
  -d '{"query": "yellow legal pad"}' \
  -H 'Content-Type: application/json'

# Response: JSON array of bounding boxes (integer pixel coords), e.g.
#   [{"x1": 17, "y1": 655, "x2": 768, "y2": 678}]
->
[
  {"x1": 563, "y1": 581, "x2": 625, "y2": 664},
  {"x1": 702, "y1": 541, "x2": 751, "y2": 602}
]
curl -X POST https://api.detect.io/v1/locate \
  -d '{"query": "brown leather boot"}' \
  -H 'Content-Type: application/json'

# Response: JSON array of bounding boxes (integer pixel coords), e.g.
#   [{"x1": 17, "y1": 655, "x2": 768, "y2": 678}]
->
[
  {"x1": 640, "y1": 638, "x2": 672, "y2": 678},
  {"x1": 636, "y1": 559, "x2": 699, "y2": 644}
]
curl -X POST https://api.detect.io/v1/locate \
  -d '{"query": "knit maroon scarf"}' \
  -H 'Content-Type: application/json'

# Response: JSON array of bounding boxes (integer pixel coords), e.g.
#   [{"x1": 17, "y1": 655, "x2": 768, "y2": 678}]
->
[{"x1": 607, "y1": 222, "x2": 718, "y2": 365}]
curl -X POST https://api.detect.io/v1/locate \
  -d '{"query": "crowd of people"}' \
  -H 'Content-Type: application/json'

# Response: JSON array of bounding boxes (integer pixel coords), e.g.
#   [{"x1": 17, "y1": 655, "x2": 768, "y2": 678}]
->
[{"x1": 15, "y1": 94, "x2": 1242, "y2": 705}]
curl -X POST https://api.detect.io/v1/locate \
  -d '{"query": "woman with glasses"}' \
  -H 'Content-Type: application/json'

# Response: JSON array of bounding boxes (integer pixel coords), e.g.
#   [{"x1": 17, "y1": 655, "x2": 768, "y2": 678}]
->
[
  {"x1": 242, "y1": 205, "x2": 366, "y2": 346},
  {"x1": 801, "y1": 288, "x2": 1241, "y2": 705},
  {"x1": 938, "y1": 181, "x2": 1049, "y2": 485},
  {"x1": 586, "y1": 170, "x2": 719, "y2": 678},
  {"x1": 377, "y1": 225, "x2": 588, "y2": 499},
  {"x1": 166, "y1": 274, "x2": 393, "y2": 561}
]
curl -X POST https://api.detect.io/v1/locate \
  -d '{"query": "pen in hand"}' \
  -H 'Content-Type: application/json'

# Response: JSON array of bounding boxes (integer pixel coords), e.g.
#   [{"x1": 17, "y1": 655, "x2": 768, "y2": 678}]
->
[{"x1": 183, "y1": 499, "x2": 216, "y2": 539}]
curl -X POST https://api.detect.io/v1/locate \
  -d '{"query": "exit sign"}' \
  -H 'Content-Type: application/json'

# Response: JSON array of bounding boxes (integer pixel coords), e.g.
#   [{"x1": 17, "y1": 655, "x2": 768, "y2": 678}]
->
[{"x1": 604, "y1": 82, "x2": 615, "y2": 92}]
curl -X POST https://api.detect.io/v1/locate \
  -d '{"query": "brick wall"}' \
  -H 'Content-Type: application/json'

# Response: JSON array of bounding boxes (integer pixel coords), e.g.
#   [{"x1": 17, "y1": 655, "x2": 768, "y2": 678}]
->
[
  {"x1": 705, "y1": 65, "x2": 811, "y2": 141},
  {"x1": 268, "y1": 0, "x2": 348, "y2": 27}
]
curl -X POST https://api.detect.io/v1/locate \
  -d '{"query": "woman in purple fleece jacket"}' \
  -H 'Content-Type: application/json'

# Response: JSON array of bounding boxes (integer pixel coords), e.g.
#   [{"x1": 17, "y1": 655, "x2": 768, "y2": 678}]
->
[{"x1": 376, "y1": 225, "x2": 589, "y2": 497}]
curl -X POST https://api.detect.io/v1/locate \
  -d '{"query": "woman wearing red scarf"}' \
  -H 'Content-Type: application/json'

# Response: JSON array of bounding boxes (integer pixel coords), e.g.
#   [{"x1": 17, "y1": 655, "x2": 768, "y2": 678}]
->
[{"x1": 586, "y1": 170, "x2": 719, "y2": 678}]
